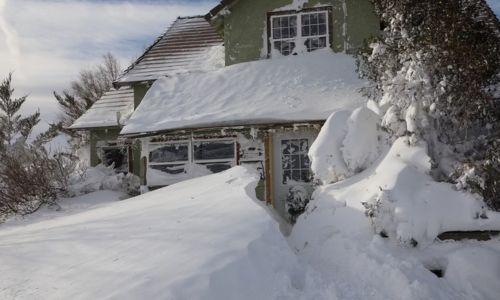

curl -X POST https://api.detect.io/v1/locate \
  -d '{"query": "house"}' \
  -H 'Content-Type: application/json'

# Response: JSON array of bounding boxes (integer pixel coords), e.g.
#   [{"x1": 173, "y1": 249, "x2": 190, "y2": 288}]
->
[{"x1": 71, "y1": 0, "x2": 380, "y2": 221}]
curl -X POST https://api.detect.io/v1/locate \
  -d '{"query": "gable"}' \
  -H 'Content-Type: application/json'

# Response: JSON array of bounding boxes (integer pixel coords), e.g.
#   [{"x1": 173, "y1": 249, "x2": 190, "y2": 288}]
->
[{"x1": 208, "y1": 0, "x2": 380, "y2": 66}]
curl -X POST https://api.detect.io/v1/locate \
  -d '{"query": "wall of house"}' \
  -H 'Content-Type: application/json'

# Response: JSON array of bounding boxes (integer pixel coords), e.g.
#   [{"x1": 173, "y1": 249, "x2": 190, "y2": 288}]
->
[
  {"x1": 221, "y1": 0, "x2": 379, "y2": 65},
  {"x1": 133, "y1": 83, "x2": 150, "y2": 109}
]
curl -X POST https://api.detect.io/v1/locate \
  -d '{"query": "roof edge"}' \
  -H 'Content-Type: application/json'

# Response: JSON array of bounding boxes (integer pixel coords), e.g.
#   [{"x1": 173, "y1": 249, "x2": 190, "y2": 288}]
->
[{"x1": 205, "y1": 0, "x2": 239, "y2": 20}]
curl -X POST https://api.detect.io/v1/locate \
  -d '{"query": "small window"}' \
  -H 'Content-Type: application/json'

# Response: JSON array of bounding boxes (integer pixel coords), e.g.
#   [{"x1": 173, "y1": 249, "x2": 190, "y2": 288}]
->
[
  {"x1": 269, "y1": 9, "x2": 330, "y2": 56},
  {"x1": 102, "y1": 147, "x2": 129, "y2": 173}
]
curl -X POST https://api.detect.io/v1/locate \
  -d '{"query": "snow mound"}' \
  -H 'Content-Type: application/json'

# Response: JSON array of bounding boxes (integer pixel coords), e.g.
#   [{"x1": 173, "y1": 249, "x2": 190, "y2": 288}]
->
[
  {"x1": 291, "y1": 134, "x2": 500, "y2": 299},
  {"x1": 0, "y1": 166, "x2": 324, "y2": 299},
  {"x1": 68, "y1": 165, "x2": 140, "y2": 196},
  {"x1": 309, "y1": 107, "x2": 382, "y2": 184}
]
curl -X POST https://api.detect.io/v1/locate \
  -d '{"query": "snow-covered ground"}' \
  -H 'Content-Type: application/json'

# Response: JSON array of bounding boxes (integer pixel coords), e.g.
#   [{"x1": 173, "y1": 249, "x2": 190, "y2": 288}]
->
[
  {"x1": 0, "y1": 167, "x2": 311, "y2": 299},
  {"x1": 1, "y1": 161, "x2": 499, "y2": 299}
]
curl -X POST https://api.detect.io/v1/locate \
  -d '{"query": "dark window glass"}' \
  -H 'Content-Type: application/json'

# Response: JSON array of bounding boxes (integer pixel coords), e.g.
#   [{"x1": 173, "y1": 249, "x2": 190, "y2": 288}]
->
[
  {"x1": 202, "y1": 163, "x2": 232, "y2": 173},
  {"x1": 149, "y1": 143, "x2": 188, "y2": 163},
  {"x1": 150, "y1": 164, "x2": 186, "y2": 175},
  {"x1": 103, "y1": 147, "x2": 128, "y2": 173},
  {"x1": 193, "y1": 141, "x2": 235, "y2": 161}
]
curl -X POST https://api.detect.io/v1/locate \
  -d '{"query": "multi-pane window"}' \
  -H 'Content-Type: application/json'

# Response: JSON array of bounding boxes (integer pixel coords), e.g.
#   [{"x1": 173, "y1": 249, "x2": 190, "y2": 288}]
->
[
  {"x1": 281, "y1": 139, "x2": 311, "y2": 184},
  {"x1": 271, "y1": 15, "x2": 297, "y2": 56},
  {"x1": 301, "y1": 12, "x2": 328, "y2": 51},
  {"x1": 270, "y1": 9, "x2": 329, "y2": 56},
  {"x1": 148, "y1": 139, "x2": 236, "y2": 178}
]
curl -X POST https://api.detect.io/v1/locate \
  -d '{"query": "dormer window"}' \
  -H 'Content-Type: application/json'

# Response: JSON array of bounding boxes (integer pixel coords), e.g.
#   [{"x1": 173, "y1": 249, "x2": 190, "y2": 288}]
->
[{"x1": 268, "y1": 7, "x2": 331, "y2": 57}]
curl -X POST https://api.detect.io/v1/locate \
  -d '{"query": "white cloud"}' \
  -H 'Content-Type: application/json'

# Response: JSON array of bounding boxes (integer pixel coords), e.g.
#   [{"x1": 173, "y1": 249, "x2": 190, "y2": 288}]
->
[{"x1": 0, "y1": 0, "x2": 216, "y2": 129}]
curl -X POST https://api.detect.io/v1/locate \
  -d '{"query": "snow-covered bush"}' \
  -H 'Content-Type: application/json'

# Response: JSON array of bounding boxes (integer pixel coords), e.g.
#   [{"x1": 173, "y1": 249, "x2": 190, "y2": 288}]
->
[
  {"x1": 286, "y1": 184, "x2": 309, "y2": 222},
  {"x1": 68, "y1": 165, "x2": 140, "y2": 197},
  {"x1": 358, "y1": 0, "x2": 500, "y2": 209}
]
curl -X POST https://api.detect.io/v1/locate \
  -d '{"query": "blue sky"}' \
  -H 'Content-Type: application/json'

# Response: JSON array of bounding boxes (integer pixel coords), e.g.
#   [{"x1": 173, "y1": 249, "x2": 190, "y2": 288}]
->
[
  {"x1": 0, "y1": 0, "x2": 499, "y2": 133},
  {"x1": 0, "y1": 0, "x2": 217, "y2": 133}
]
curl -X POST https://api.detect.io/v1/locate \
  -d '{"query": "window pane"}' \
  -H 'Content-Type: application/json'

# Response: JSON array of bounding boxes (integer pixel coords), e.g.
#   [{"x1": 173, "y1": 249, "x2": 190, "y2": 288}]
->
[
  {"x1": 310, "y1": 13, "x2": 318, "y2": 25},
  {"x1": 291, "y1": 155, "x2": 300, "y2": 169},
  {"x1": 319, "y1": 24, "x2": 326, "y2": 35},
  {"x1": 282, "y1": 27, "x2": 289, "y2": 38},
  {"x1": 302, "y1": 25, "x2": 310, "y2": 36},
  {"x1": 311, "y1": 25, "x2": 318, "y2": 36},
  {"x1": 292, "y1": 170, "x2": 301, "y2": 181},
  {"x1": 273, "y1": 28, "x2": 281, "y2": 39},
  {"x1": 149, "y1": 143, "x2": 188, "y2": 163},
  {"x1": 318, "y1": 13, "x2": 326, "y2": 24},
  {"x1": 300, "y1": 155, "x2": 310, "y2": 168},
  {"x1": 282, "y1": 154, "x2": 291, "y2": 169},
  {"x1": 282, "y1": 17, "x2": 289, "y2": 27},
  {"x1": 193, "y1": 140, "x2": 235, "y2": 161},
  {"x1": 272, "y1": 17, "x2": 280, "y2": 28},
  {"x1": 302, "y1": 14, "x2": 310, "y2": 26}
]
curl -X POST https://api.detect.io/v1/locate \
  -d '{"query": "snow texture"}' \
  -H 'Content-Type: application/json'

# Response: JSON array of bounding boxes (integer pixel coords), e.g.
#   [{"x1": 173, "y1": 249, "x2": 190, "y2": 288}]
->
[
  {"x1": 0, "y1": 167, "x2": 316, "y2": 299},
  {"x1": 308, "y1": 107, "x2": 382, "y2": 184},
  {"x1": 121, "y1": 49, "x2": 367, "y2": 135},
  {"x1": 70, "y1": 87, "x2": 134, "y2": 129}
]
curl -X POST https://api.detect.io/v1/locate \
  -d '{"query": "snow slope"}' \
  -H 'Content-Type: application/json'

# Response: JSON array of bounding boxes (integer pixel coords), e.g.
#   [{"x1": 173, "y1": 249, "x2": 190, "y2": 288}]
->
[{"x1": 0, "y1": 167, "x2": 321, "y2": 300}]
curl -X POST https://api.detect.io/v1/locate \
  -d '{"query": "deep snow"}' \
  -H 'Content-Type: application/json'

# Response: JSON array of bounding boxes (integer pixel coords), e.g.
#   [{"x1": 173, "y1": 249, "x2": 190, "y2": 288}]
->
[{"x1": 1, "y1": 164, "x2": 500, "y2": 299}]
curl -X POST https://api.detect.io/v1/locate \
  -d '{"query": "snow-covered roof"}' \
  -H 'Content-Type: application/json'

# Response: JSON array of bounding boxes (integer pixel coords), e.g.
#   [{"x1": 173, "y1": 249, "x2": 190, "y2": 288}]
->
[
  {"x1": 121, "y1": 50, "x2": 368, "y2": 135},
  {"x1": 115, "y1": 16, "x2": 224, "y2": 85},
  {"x1": 70, "y1": 87, "x2": 134, "y2": 130}
]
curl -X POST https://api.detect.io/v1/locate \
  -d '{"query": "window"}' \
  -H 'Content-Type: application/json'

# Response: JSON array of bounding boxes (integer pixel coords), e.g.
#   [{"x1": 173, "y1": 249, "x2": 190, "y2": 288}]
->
[
  {"x1": 281, "y1": 139, "x2": 310, "y2": 184},
  {"x1": 148, "y1": 142, "x2": 189, "y2": 175},
  {"x1": 102, "y1": 147, "x2": 129, "y2": 173},
  {"x1": 148, "y1": 139, "x2": 236, "y2": 179},
  {"x1": 269, "y1": 9, "x2": 330, "y2": 56},
  {"x1": 193, "y1": 139, "x2": 236, "y2": 173}
]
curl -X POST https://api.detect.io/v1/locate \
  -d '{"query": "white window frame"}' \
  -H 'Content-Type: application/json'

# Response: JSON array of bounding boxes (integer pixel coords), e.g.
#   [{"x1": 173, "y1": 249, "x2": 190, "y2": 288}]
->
[
  {"x1": 147, "y1": 138, "x2": 237, "y2": 174},
  {"x1": 192, "y1": 138, "x2": 237, "y2": 165},
  {"x1": 269, "y1": 8, "x2": 330, "y2": 57}
]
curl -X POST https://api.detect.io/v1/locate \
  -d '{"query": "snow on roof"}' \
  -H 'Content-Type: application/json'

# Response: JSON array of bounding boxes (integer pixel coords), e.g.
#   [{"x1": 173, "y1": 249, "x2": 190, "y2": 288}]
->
[
  {"x1": 115, "y1": 16, "x2": 224, "y2": 85},
  {"x1": 70, "y1": 87, "x2": 134, "y2": 130},
  {"x1": 121, "y1": 50, "x2": 368, "y2": 135}
]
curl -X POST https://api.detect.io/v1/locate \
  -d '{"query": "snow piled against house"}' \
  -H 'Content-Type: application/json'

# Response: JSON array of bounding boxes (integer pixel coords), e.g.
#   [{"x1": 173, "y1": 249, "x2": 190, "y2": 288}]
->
[
  {"x1": 121, "y1": 49, "x2": 367, "y2": 134},
  {"x1": 307, "y1": 105, "x2": 500, "y2": 246}
]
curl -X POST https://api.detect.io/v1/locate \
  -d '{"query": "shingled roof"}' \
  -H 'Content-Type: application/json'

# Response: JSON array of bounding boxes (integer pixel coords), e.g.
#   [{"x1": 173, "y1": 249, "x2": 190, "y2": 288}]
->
[
  {"x1": 115, "y1": 16, "x2": 224, "y2": 85},
  {"x1": 70, "y1": 87, "x2": 134, "y2": 130}
]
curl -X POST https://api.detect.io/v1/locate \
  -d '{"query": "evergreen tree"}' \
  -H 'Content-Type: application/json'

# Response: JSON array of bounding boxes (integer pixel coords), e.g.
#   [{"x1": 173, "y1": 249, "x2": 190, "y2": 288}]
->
[
  {"x1": 0, "y1": 74, "x2": 64, "y2": 216},
  {"x1": 359, "y1": 0, "x2": 500, "y2": 209}
]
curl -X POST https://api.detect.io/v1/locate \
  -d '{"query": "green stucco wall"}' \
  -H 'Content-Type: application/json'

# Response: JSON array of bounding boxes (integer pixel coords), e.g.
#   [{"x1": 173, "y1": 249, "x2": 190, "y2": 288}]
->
[
  {"x1": 133, "y1": 83, "x2": 150, "y2": 109},
  {"x1": 221, "y1": 0, "x2": 379, "y2": 65}
]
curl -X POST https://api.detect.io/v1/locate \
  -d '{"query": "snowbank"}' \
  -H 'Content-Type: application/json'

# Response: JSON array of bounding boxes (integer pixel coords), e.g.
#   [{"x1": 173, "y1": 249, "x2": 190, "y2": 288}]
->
[
  {"x1": 0, "y1": 166, "x2": 323, "y2": 299},
  {"x1": 309, "y1": 106, "x2": 382, "y2": 184},
  {"x1": 121, "y1": 49, "x2": 367, "y2": 135},
  {"x1": 291, "y1": 131, "x2": 500, "y2": 299}
]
